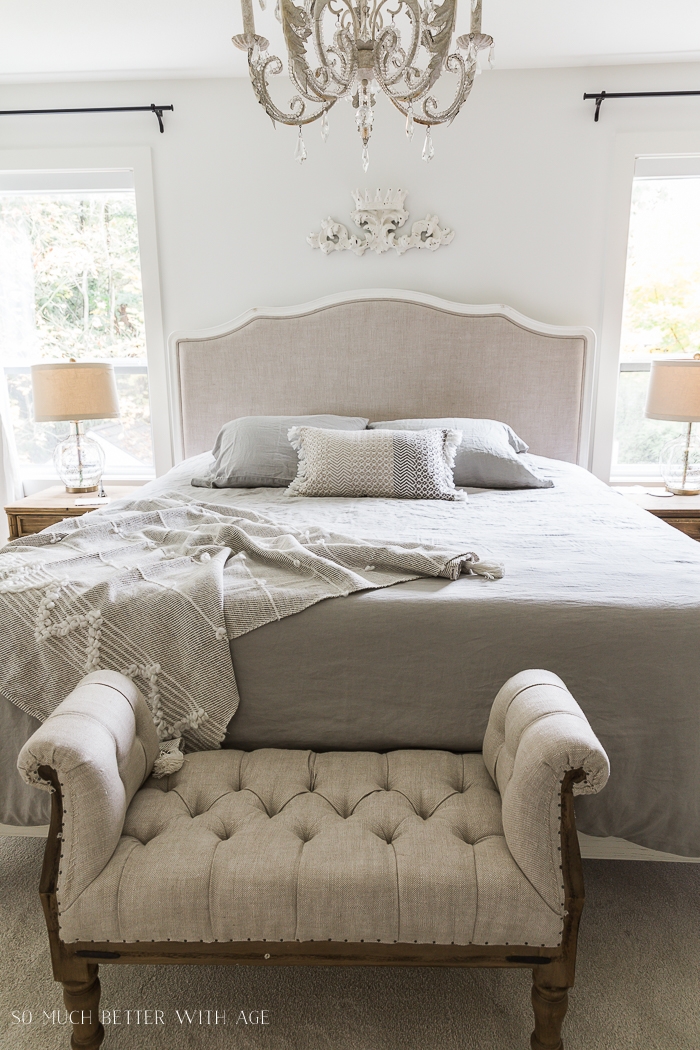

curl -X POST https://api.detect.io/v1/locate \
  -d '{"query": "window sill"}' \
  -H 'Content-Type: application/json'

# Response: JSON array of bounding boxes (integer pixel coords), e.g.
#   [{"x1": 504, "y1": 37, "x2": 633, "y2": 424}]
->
[
  {"x1": 609, "y1": 472, "x2": 664, "y2": 487},
  {"x1": 22, "y1": 473, "x2": 155, "y2": 497}
]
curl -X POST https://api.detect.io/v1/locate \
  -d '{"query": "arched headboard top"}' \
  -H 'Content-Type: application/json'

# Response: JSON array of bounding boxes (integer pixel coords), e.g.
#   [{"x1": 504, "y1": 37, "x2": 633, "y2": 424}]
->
[{"x1": 167, "y1": 289, "x2": 596, "y2": 467}]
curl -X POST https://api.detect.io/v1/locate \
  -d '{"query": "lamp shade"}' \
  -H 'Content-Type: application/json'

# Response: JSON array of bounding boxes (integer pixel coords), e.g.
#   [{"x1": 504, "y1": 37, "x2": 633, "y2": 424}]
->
[
  {"x1": 31, "y1": 361, "x2": 120, "y2": 423},
  {"x1": 644, "y1": 359, "x2": 700, "y2": 423}
]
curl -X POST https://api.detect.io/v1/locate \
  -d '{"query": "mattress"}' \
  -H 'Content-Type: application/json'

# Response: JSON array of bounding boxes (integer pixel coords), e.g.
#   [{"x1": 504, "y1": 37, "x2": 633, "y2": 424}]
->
[{"x1": 3, "y1": 454, "x2": 700, "y2": 857}]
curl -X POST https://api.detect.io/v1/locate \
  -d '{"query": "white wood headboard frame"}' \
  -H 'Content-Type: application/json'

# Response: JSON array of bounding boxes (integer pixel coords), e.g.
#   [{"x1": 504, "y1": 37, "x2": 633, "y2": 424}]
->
[{"x1": 167, "y1": 288, "x2": 596, "y2": 468}]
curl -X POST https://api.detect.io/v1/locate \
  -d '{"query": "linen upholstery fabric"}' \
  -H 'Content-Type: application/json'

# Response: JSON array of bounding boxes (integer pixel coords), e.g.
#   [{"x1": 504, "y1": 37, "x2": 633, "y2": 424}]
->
[
  {"x1": 483, "y1": 670, "x2": 610, "y2": 910},
  {"x1": 173, "y1": 300, "x2": 588, "y2": 463},
  {"x1": 287, "y1": 427, "x2": 466, "y2": 500},
  {"x1": 19, "y1": 669, "x2": 608, "y2": 947},
  {"x1": 17, "y1": 670, "x2": 159, "y2": 909},
  {"x1": 192, "y1": 414, "x2": 369, "y2": 489},
  {"x1": 369, "y1": 418, "x2": 552, "y2": 489}
]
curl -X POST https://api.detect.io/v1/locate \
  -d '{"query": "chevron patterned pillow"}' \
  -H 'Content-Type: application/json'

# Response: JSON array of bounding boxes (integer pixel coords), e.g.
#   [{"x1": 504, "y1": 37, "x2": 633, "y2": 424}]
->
[{"x1": 286, "y1": 426, "x2": 467, "y2": 500}]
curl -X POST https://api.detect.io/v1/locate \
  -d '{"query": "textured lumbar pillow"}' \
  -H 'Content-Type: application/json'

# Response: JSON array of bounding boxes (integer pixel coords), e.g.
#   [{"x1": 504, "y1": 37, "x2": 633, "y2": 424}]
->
[
  {"x1": 368, "y1": 417, "x2": 553, "y2": 489},
  {"x1": 286, "y1": 426, "x2": 467, "y2": 500}
]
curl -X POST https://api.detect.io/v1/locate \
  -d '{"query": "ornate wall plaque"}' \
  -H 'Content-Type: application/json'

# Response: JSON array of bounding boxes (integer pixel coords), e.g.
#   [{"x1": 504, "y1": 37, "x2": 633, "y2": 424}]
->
[{"x1": 308, "y1": 189, "x2": 454, "y2": 257}]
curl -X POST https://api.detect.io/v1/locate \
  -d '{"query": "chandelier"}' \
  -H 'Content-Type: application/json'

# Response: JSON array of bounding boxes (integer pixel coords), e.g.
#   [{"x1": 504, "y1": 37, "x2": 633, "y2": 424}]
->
[{"x1": 233, "y1": 0, "x2": 493, "y2": 170}]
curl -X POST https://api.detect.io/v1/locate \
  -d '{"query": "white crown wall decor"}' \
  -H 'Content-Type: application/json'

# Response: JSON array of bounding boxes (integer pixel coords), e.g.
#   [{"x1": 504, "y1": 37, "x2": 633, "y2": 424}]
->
[{"x1": 308, "y1": 188, "x2": 454, "y2": 256}]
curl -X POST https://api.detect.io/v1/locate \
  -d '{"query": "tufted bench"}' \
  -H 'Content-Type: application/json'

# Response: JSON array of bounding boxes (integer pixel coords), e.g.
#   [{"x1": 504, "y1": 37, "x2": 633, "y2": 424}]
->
[{"x1": 19, "y1": 668, "x2": 609, "y2": 1050}]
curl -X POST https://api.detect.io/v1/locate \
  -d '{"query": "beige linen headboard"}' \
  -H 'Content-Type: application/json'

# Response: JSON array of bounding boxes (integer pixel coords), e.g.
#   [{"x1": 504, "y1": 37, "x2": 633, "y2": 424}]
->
[{"x1": 168, "y1": 289, "x2": 596, "y2": 466}]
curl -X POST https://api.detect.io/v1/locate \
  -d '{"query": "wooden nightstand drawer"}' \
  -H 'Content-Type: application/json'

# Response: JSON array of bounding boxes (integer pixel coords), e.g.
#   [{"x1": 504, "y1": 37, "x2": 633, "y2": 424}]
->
[
  {"x1": 9, "y1": 510, "x2": 81, "y2": 538},
  {"x1": 5, "y1": 486, "x2": 142, "y2": 540},
  {"x1": 616, "y1": 487, "x2": 700, "y2": 542},
  {"x1": 662, "y1": 516, "x2": 700, "y2": 540}
]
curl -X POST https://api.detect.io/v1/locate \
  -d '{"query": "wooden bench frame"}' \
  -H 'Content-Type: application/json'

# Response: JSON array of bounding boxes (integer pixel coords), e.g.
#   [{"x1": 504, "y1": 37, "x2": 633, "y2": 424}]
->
[{"x1": 38, "y1": 764, "x2": 586, "y2": 1050}]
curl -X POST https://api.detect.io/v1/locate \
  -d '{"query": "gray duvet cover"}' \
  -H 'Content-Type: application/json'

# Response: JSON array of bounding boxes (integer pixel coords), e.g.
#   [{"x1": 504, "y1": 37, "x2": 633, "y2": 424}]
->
[{"x1": 3, "y1": 454, "x2": 700, "y2": 857}]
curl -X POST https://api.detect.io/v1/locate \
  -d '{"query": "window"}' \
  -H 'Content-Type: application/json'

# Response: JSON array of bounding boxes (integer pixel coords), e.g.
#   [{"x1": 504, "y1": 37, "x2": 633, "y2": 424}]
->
[
  {"x1": 0, "y1": 169, "x2": 155, "y2": 483},
  {"x1": 612, "y1": 157, "x2": 700, "y2": 481}
]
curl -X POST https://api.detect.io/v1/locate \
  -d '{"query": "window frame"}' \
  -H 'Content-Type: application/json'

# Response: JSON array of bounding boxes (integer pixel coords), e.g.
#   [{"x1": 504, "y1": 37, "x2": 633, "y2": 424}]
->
[
  {"x1": 594, "y1": 131, "x2": 700, "y2": 484},
  {"x1": 0, "y1": 147, "x2": 170, "y2": 490}
]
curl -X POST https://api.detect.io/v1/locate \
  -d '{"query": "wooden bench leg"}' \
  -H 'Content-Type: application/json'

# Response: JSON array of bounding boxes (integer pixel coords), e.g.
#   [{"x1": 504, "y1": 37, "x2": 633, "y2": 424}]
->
[
  {"x1": 62, "y1": 964, "x2": 104, "y2": 1050},
  {"x1": 530, "y1": 967, "x2": 569, "y2": 1050}
]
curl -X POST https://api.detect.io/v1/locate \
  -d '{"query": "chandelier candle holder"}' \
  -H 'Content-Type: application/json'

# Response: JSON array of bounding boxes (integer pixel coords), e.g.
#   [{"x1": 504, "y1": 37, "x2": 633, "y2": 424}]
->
[{"x1": 233, "y1": 0, "x2": 493, "y2": 169}]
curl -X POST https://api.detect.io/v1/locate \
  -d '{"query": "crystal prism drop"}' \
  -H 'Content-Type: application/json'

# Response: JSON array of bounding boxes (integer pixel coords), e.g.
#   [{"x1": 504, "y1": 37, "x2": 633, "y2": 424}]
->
[
  {"x1": 321, "y1": 111, "x2": 329, "y2": 143},
  {"x1": 362, "y1": 145, "x2": 370, "y2": 172},
  {"x1": 274, "y1": 0, "x2": 281, "y2": 20},
  {"x1": 294, "y1": 128, "x2": 307, "y2": 164},
  {"x1": 405, "y1": 104, "x2": 414, "y2": 140},
  {"x1": 421, "y1": 129, "x2": 434, "y2": 163},
  {"x1": 488, "y1": 44, "x2": 495, "y2": 68}
]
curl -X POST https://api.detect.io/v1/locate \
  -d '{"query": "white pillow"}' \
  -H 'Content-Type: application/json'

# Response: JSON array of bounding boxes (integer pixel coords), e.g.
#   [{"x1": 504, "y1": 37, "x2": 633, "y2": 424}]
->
[
  {"x1": 287, "y1": 427, "x2": 467, "y2": 501},
  {"x1": 368, "y1": 418, "x2": 553, "y2": 489}
]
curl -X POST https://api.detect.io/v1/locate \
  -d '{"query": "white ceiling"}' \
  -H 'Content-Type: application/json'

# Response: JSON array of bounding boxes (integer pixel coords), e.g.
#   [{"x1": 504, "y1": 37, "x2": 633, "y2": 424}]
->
[{"x1": 1, "y1": 0, "x2": 699, "y2": 83}]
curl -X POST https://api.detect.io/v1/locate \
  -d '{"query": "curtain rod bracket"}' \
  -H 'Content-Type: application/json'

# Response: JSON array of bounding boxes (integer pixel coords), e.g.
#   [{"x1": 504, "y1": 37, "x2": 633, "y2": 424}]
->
[{"x1": 150, "y1": 104, "x2": 165, "y2": 133}]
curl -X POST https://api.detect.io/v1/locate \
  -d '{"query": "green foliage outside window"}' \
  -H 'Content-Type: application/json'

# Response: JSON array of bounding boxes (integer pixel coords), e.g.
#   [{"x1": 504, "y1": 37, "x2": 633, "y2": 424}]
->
[
  {"x1": 613, "y1": 178, "x2": 700, "y2": 474},
  {"x1": 0, "y1": 194, "x2": 145, "y2": 360},
  {"x1": 0, "y1": 192, "x2": 153, "y2": 470}
]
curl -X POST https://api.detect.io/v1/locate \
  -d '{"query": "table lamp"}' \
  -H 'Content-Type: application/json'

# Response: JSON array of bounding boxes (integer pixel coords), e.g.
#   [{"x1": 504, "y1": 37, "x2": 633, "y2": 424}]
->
[
  {"x1": 644, "y1": 357, "x2": 700, "y2": 495},
  {"x1": 31, "y1": 361, "x2": 120, "y2": 493}
]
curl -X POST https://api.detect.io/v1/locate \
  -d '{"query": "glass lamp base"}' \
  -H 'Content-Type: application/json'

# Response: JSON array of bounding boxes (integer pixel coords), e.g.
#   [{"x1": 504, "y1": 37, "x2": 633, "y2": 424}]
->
[
  {"x1": 53, "y1": 423, "x2": 105, "y2": 494},
  {"x1": 659, "y1": 433, "x2": 700, "y2": 496}
]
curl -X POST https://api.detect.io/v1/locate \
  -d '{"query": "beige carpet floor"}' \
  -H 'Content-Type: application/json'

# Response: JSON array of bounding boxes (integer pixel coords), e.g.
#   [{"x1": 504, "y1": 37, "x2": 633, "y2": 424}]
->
[{"x1": 1, "y1": 836, "x2": 698, "y2": 1050}]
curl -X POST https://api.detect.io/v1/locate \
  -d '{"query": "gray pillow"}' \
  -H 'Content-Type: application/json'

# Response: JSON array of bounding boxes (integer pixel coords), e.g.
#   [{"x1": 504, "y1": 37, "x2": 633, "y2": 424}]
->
[
  {"x1": 287, "y1": 426, "x2": 467, "y2": 500},
  {"x1": 192, "y1": 414, "x2": 369, "y2": 488},
  {"x1": 368, "y1": 418, "x2": 552, "y2": 489}
]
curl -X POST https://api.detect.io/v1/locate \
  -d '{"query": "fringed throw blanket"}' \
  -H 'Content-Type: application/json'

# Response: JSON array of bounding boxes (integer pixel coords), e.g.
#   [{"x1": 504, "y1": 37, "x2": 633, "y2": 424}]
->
[{"x1": 0, "y1": 494, "x2": 503, "y2": 769}]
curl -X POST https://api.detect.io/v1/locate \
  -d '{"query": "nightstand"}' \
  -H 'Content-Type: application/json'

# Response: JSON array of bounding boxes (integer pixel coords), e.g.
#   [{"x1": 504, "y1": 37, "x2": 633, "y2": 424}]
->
[
  {"x1": 5, "y1": 485, "x2": 141, "y2": 540},
  {"x1": 618, "y1": 487, "x2": 700, "y2": 541}
]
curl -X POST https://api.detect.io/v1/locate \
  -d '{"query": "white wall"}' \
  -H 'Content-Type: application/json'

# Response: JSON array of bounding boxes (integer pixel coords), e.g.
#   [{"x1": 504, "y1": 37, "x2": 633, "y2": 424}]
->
[{"x1": 2, "y1": 61, "x2": 700, "y2": 476}]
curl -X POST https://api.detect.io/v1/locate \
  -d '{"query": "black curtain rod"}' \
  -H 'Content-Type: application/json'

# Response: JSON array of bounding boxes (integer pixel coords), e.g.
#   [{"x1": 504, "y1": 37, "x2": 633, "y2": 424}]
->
[
  {"x1": 584, "y1": 90, "x2": 700, "y2": 122},
  {"x1": 0, "y1": 103, "x2": 174, "y2": 133}
]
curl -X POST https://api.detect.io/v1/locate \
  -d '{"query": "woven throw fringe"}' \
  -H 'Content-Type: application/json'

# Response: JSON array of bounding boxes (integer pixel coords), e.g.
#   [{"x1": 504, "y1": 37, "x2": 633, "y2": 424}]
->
[
  {"x1": 152, "y1": 737, "x2": 185, "y2": 778},
  {"x1": 445, "y1": 554, "x2": 505, "y2": 581}
]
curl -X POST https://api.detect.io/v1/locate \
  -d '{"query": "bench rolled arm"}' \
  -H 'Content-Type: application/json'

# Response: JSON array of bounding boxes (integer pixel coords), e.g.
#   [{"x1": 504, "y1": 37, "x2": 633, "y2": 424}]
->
[
  {"x1": 483, "y1": 669, "x2": 609, "y2": 914},
  {"x1": 17, "y1": 670, "x2": 159, "y2": 911}
]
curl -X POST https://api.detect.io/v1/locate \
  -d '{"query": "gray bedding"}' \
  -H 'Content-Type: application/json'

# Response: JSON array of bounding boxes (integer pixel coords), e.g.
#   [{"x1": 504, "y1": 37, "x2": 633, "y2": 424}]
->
[{"x1": 4, "y1": 454, "x2": 700, "y2": 857}]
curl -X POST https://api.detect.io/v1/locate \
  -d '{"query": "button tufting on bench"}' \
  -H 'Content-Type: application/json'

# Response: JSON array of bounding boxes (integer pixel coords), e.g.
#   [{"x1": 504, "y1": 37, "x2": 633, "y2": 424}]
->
[{"x1": 60, "y1": 748, "x2": 568, "y2": 948}]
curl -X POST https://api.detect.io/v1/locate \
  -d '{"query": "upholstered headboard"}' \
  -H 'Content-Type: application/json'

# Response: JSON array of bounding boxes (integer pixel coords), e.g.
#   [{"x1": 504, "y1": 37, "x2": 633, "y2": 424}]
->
[{"x1": 167, "y1": 290, "x2": 596, "y2": 466}]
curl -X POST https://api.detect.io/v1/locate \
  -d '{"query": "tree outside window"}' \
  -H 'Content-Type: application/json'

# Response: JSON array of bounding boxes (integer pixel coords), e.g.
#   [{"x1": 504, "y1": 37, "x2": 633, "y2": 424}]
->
[
  {"x1": 613, "y1": 178, "x2": 700, "y2": 477},
  {"x1": 0, "y1": 191, "x2": 153, "y2": 476}
]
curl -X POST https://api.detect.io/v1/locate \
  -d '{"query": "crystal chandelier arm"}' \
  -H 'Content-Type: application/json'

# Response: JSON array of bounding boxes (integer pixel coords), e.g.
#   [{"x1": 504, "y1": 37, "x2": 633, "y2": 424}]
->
[
  {"x1": 419, "y1": 0, "x2": 459, "y2": 93},
  {"x1": 280, "y1": 0, "x2": 356, "y2": 101},
  {"x1": 282, "y1": 0, "x2": 326, "y2": 98},
  {"x1": 371, "y1": 0, "x2": 422, "y2": 87},
  {"x1": 311, "y1": 0, "x2": 359, "y2": 95},
  {"x1": 381, "y1": 50, "x2": 475, "y2": 126},
  {"x1": 249, "y1": 52, "x2": 335, "y2": 124},
  {"x1": 374, "y1": 0, "x2": 459, "y2": 107}
]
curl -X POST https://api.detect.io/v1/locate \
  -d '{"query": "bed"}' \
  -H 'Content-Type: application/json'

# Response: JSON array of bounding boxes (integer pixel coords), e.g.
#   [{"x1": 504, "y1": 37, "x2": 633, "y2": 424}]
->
[{"x1": 3, "y1": 290, "x2": 700, "y2": 859}]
